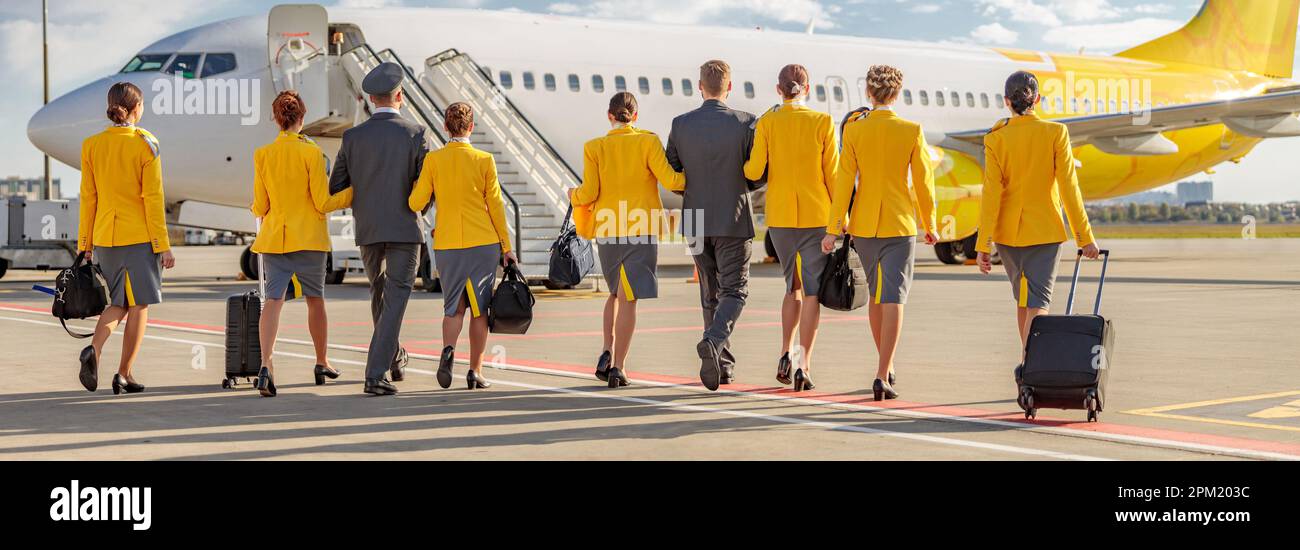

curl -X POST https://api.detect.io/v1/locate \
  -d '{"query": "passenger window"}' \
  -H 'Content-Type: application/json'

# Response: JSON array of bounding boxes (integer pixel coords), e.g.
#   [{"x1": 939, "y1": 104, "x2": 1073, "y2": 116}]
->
[
  {"x1": 592, "y1": 75, "x2": 605, "y2": 93},
  {"x1": 919, "y1": 90, "x2": 929, "y2": 106},
  {"x1": 499, "y1": 71, "x2": 513, "y2": 89},
  {"x1": 638, "y1": 77, "x2": 650, "y2": 95},
  {"x1": 662, "y1": 78, "x2": 673, "y2": 96},
  {"x1": 744, "y1": 81, "x2": 755, "y2": 99},
  {"x1": 568, "y1": 74, "x2": 580, "y2": 92},
  {"x1": 980, "y1": 93, "x2": 990, "y2": 108},
  {"x1": 165, "y1": 53, "x2": 201, "y2": 79},
  {"x1": 523, "y1": 72, "x2": 536, "y2": 90},
  {"x1": 544, "y1": 73, "x2": 556, "y2": 91},
  {"x1": 951, "y1": 91, "x2": 960, "y2": 107},
  {"x1": 199, "y1": 53, "x2": 237, "y2": 78},
  {"x1": 1083, "y1": 98, "x2": 1092, "y2": 113},
  {"x1": 935, "y1": 91, "x2": 945, "y2": 107},
  {"x1": 995, "y1": 94, "x2": 1004, "y2": 107},
  {"x1": 1109, "y1": 100, "x2": 1117, "y2": 113},
  {"x1": 832, "y1": 86, "x2": 844, "y2": 103},
  {"x1": 615, "y1": 75, "x2": 627, "y2": 92},
  {"x1": 965, "y1": 92, "x2": 975, "y2": 108},
  {"x1": 903, "y1": 89, "x2": 913, "y2": 106},
  {"x1": 1057, "y1": 97, "x2": 1065, "y2": 112},
  {"x1": 815, "y1": 85, "x2": 826, "y2": 102},
  {"x1": 120, "y1": 53, "x2": 172, "y2": 74},
  {"x1": 682, "y1": 78, "x2": 693, "y2": 97},
  {"x1": 1070, "y1": 98, "x2": 1078, "y2": 112}
]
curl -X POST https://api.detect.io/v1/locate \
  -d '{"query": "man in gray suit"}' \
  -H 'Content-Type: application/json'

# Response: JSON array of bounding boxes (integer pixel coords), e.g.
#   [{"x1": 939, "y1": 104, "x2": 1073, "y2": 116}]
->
[
  {"x1": 665, "y1": 59, "x2": 765, "y2": 392},
  {"x1": 329, "y1": 62, "x2": 429, "y2": 396}
]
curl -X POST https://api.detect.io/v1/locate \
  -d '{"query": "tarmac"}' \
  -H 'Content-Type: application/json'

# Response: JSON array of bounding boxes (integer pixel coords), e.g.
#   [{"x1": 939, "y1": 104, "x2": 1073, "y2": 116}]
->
[{"x1": 0, "y1": 238, "x2": 1297, "y2": 460}]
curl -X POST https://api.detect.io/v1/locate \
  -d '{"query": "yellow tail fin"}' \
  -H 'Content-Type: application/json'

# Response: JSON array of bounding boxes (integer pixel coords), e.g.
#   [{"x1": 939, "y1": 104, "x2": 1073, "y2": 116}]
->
[{"x1": 1117, "y1": 0, "x2": 1299, "y2": 78}]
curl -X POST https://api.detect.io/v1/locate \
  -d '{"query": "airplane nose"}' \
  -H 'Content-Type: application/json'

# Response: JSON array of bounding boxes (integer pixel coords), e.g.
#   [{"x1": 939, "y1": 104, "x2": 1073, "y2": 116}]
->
[{"x1": 28, "y1": 79, "x2": 115, "y2": 168}]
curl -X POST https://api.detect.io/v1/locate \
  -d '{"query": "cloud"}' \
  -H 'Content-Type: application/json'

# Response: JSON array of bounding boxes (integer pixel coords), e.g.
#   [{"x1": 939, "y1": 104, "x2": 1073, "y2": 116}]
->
[
  {"x1": 969, "y1": 22, "x2": 1018, "y2": 45},
  {"x1": 909, "y1": 3, "x2": 941, "y2": 14},
  {"x1": 548, "y1": 2, "x2": 582, "y2": 14},
  {"x1": 1041, "y1": 17, "x2": 1183, "y2": 52},
  {"x1": 976, "y1": 0, "x2": 1062, "y2": 27},
  {"x1": 546, "y1": 0, "x2": 836, "y2": 29}
]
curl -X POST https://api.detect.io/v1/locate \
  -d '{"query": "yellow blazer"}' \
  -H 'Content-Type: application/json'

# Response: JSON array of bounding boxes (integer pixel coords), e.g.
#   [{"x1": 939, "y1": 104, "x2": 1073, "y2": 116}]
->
[
  {"x1": 251, "y1": 132, "x2": 352, "y2": 254},
  {"x1": 408, "y1": 141, "x2": 512, "y2": 253},
  {"x1": 77, "y1": 126, "x2": 170, "y2": 253},
  {"x1": 743, "y1": 100, "x2": 838, "y2": 229},
  {"x1": 572, "y1": 126, "x2": 685, "y2": 239},
  {"x1": 828, "y1": 109, "x2": 936, "y2": 238},
  {"x1": 977, "y1": 113, "x2": 1095, "y2": 253}
]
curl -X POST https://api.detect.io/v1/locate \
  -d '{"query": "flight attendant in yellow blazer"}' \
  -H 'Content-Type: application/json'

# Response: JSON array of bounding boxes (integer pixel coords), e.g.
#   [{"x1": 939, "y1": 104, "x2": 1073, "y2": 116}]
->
[
  {"x1": 248, "y1": 91, "x2": 353, "y2": 397},
  {"x1": 570, "y1": 92, "x2": 685, "y2": 388},
  {"x1": 822, "y1": 65, "x2": 936, "y2": 401},
  {"x1": 743, "y1": 64, "x2": 838, "y2": 392},
  {"x1": 409, "y1": 102, "x2": 516, "y2": 391},
  {"x1": 977, "y1": 71, "x2": 1100, "y2": 374},
  {"x1": 76, "y1": 82, "x2": 176, "y2": 395}
]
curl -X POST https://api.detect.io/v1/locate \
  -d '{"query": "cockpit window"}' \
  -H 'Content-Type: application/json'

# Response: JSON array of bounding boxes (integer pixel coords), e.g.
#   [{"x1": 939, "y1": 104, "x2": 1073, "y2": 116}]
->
[
  {"x1": 165, "y1": 54, "x2": 202, "y2": 79},
  {"x1": 120, "y1": 54, "x2": 172, "y2": 74},
  {"x1": 199, "y1": 53, "x2": 237, "y2": 78}
]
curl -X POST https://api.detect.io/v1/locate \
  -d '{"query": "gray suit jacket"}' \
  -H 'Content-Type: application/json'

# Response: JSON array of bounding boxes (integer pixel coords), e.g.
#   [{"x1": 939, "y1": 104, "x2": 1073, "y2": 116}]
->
[
  {"x1": 666, "y1": 100, "x2": 765, "y2": 239},
  {"x1": 329, "y1": 112, "x2": 430, "y2": 245}
]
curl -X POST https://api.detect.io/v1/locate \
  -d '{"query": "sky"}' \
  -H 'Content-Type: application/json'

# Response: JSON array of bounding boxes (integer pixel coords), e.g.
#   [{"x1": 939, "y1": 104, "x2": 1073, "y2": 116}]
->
[{"x1": 2, "y1": 0, "x2": 1297, "y2": 202}]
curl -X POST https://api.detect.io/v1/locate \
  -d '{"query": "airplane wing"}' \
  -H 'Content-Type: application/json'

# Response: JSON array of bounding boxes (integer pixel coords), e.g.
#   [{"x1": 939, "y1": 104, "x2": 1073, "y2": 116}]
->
[{"x1": 946, "y1": 86, "x2": 1300, "y2": 156}]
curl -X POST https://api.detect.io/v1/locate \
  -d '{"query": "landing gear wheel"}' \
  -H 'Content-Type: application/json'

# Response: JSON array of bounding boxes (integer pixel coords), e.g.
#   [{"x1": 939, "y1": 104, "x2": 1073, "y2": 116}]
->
[
  {"x1": 417, "y1": 248, "x2": 439, "y2": 293},
  {"x1": 0, "y1": 257, "x2": 8, "y2": 280},
  {"x1": 543, "y1": 279, "x2": 574, "y2": 290},
  {"x1": 763, "y1": 229, "x2": 778, "y2": 261},
  {"x1": 239, "y1": 246, "x2": 258, "y2": 279},
  {"x1": 934, "y1": 241, "x2": 963, "y2": 265}
]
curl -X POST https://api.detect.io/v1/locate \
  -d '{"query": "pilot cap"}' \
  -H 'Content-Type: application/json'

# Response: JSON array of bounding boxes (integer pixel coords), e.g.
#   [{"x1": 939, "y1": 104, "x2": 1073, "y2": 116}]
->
[{"x1": 362, "y1": 62, "x2": 404, "y2": 95}]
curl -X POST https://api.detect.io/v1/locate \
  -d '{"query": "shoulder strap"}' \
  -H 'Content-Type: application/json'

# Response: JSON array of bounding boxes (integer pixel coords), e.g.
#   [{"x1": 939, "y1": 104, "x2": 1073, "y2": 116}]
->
[
  {"x1": 987, "y1": 117, "x2": 1012, "y2": 135},
  {"x1": 61, "y1": 318, "x2": 94, "y2": 339},
  {"x1": 839, "y1": 106, "x2": 871, "y2": 136}
]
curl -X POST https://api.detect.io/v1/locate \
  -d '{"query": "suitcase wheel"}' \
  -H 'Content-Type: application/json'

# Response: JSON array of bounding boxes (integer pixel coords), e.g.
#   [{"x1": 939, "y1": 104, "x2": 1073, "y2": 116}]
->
[
  {"x1": 1087, "y1": 410, "x2": 1098, "y2": 423},
  {"x1": 1085, "y1": 391, "x2": 1099, "y2": 422},
  {"x1": 221, "y1": 377, "x2": 238, "y2": 389},
  {"x1": 1019, "y1": 389, "x2": 1036, "y2": 420}
]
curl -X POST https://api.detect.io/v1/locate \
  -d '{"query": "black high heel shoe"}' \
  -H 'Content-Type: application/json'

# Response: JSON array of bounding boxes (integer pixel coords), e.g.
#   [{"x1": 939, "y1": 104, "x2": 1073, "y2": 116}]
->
[
  {"x1": 314, "y1": 364, "x2": 341, "y2": 386},
  {"x1": 437, "y1": 346, "x2": 455, "y2": 389},
  {"x1": 467, "y1": 369, "x2": 492, "y2": 390},
  {"x1": 111, "y1": 374, "x2": 145, "y2": 395},
  {"x1": 79, "y1": 345, "x2": 98, "y2": 392},
  {"x1": 595, "y1": 350, "x2": 612, "y2": 382},
  {"x1": 607, "y1": 367, "x2": 629, "y2": 388},
  {"x1": 776, "y1": 352, "x2": 793, "y2": 385},
  {"x1": 254, "y1": 366, "x2": 277, "y2": 397},
  {"x1": 889, "y1": 371, "x2": 897, "y2": 386},
  {"x1": 792, "y1": 368, "x2": 815, "y2": 392},
  {"x1": 872, "y1": 378, "x2": 899, "y2": 401}
]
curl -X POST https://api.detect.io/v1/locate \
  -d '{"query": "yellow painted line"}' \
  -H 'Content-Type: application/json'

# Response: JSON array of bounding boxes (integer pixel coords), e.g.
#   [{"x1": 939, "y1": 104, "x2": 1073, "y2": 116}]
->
[{"x1": 1123, "y1": 390, "x2": 1300, "y2": 433}]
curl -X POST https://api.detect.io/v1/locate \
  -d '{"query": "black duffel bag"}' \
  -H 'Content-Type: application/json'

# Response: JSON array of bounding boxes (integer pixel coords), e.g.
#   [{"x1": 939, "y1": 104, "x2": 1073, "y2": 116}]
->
[
  {"x1": 819, "y1": 235, "x2": 868, "y2": 312},
  {"x1": 547, "y1": 204, "x2": 595, "y2": 287},
  {"x1": 489, "y1": 262, "x2": 536, "y2": 334},
  {"x1": 52, "y1": 251, "x2": 110, "y2": 338}
]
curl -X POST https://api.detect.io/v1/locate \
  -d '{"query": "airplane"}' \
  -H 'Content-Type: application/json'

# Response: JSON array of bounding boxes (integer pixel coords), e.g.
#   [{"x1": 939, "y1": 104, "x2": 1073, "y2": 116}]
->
[{"x1": 26, "y1": 0, "x2": 1300, "y2": 282}]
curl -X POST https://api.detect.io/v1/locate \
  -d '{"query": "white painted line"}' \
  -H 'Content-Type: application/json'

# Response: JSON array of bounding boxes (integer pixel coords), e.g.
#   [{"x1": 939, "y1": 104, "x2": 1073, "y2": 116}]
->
[{"x1": 1, "y1": 313, "x2": 1105, "y2": 461}]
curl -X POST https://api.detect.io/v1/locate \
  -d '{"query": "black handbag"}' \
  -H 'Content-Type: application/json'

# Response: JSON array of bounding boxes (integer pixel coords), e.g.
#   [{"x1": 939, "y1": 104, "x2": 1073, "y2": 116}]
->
[
  {"x1": 819, "y1": 235, "x2": 869, "y2": 312},
  {"x1": 51, "y1": 251, "x2": 110, "y2": 338},
  {"x1": 547, "y1": 204, "x2": 595, "y2": 287},
  {"x1": 489, "y1": 262, "x2": 536, "y2": 334}
]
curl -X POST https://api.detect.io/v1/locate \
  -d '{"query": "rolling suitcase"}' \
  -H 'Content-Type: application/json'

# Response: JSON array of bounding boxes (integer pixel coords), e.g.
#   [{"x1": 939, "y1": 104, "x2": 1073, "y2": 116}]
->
[
  {"x1": 1016, "y1": 249, "x2": 1114, "y2": 422},
  {"x1": 222, "y1": 236, "x2": 266, "y2": 389}
]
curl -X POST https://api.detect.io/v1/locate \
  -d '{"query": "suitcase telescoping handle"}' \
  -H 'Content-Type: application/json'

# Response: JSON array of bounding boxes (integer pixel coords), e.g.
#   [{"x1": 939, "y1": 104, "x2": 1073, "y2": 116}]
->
[
  {"x1": 1065, "y1": 248, "x2": 1111, "y2": 316},
  {"x1": 255, "y1": 218, "x2": 266, "y2": 301}
]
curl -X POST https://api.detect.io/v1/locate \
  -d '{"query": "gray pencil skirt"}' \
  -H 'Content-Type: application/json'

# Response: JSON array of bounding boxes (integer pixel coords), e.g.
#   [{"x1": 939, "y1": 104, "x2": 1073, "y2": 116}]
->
[
  {"x1": 768, "y1": 227, "x2": 828, "y2": 297},
  {"x1": 95, "y1": 242, "x2": 162, "y2": 307},
  {"x1": 262, "y1": 251, "x2": 326, "y2": 300},
  {"x1": 435, "y1": 243, "x2": 501, "y2": 317},
  {"x1": 596, "y1": 238, "x2": 658, "y2": 300},
  {"x1": 997, "y1": 242, "x2": 1063, "y2": 309},
  {"x1": 853, "y1": 236, "x2": 916, "y2": 305}
]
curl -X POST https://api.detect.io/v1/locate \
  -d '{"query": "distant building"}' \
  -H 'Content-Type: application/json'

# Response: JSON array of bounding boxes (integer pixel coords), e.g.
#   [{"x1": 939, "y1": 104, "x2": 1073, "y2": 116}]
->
[
  {"x1": 1096, "y1": 190, "x2": 1177, "y2": 206},
  {"x1": 1, "y1": 176, "x2": 61, "y2": 200},
  {"x1": 1176, "y1": 180, "x2": 1213, "y2": 204}
]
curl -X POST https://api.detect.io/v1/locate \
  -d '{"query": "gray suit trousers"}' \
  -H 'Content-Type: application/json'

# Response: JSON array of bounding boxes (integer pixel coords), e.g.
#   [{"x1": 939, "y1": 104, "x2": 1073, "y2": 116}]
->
[
  {"x1": 692, "y1": 237, "x2": 751, "y2": 368},
  {"x1": 361, "y1": 243, "x2": 421, "y2": 380}
]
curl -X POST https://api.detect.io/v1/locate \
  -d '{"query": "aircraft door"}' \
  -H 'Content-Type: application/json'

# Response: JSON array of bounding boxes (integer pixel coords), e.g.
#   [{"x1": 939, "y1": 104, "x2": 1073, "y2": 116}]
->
[
  {"x1": 268, "y1": 5, "x2": 330, "y2": 126},
  {"x1": 825, "y1": 76, "x2": 850, "y2": 126}
]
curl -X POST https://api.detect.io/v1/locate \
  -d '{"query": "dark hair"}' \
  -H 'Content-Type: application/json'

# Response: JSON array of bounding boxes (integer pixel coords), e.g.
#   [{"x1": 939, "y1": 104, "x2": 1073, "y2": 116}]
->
[
  {"x1": 271, "y1": 90, "x2": 306, "y2": 131},
  {"x1": 1005, "y1": 71, "x2": 1040, "y2": 115},
  {"x1": 608, "y1": 92, "x2": 637, "y2": 123},
  {"x1": 106, "y1": 82, "x2": 143, "y2": 125},
  {"x1": 777, "y1": 64, "x2": 809, "y2": 100},
  {"x1": 445, "y1": 102, "x2": 474, "y2": 136}
]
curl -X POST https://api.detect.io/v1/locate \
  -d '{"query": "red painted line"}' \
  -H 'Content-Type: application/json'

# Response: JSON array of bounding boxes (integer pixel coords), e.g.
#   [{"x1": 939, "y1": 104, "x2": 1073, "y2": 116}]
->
[{"x1": 5, "y1": 301, "x2": 1297, "y2": 457}]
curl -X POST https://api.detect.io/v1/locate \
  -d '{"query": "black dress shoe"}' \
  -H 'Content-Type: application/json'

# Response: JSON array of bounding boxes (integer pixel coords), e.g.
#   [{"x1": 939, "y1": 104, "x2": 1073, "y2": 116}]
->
[
  {"x1": 720, "y1": 365, "x2": 735, "y2": 385},
  {"x1": 776, "y1": 352, "x2": 793, "y2": 385},
  {"x1": 79, "y1": 345, "x2": 98, "y2": 393},
  {"x1": 467, "y1": 369, "x2": 492, "y2": 390},
  {"x1": 314, "y1": 364, "x2": 342, "y2": 386},
  {"x1": 390, "y1": 347, "x2": 408, "y2": 382},
  {"x1": 607, "y1": 367, "x2": 629, "y2": 388},
  {"x1": 697, "y1": 339, "x2": 722, "y2": 391},
  {"x1": 889, "y1": 371, "x2": 897, "y2": 386},
  {"x1": 364, "y1": 378, "x2": 398, "y2": 396},
  {"x1": 254, "y1": 366, "x2": 277, "y2": 397},
  {"x1": 872, "y1": 378, "x2": 898, "y2": 401},
  {"x1": 594, "y1": 350, "x2": 612, "y2": 382},
  {"x1": 437, "y1": 346, "x2": 455, "y2": 389},
  {"x1": 111, "y1": 374, "x2": 145, "y2": 395},
  {"x1": 792, "y1": 368, "x2": 815, "y2": 392}
]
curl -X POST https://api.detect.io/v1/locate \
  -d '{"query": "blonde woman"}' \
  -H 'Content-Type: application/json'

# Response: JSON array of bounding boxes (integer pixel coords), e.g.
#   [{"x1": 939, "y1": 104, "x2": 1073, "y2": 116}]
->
[
  {"x1": 822, "y1": 65, "x2": 936, "y2": 401},
  {"x1": 744, "y1": 64, "x2": 838, "y2": 392}
]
